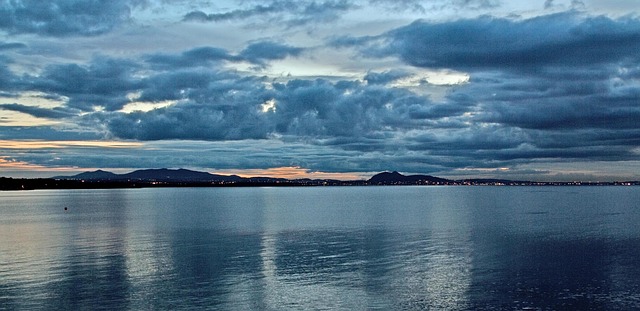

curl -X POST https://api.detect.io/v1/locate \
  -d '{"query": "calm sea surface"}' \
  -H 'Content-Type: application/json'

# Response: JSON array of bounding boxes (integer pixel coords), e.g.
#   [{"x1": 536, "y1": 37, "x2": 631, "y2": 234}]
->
[{"x1": 1, "y1": 186, "x2": 640, "y2": 310}]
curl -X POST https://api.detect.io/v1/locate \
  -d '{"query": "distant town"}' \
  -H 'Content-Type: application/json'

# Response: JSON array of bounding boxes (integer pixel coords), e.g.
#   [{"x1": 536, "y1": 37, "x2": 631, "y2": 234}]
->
[{"x1": 1, "y1": 169, "x2": 638, "y2": 191}]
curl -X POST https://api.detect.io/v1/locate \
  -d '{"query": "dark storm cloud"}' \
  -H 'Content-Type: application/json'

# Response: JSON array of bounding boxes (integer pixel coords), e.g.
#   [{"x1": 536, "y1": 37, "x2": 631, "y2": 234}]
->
[
  {"x1": 97, "y1": 69, "x2": 274, "y2": 140},
  {"x1": 104, "y1": 103, "x2": 272, "y2": 141},
  {"x1": 31, "y1": 57, "x2": 143, "y2": 111},
  {"x1": 0, "y1": 103, "x2": 77, "y2": 119},
  {"x1": 406, "y1": 125, "x2": 637, "y2": 160},
  {"x1": 135, "y1": 68, "x2": 261, "y2": 103},
  {"x1": 183, "y1": 0, "x2": 353, "y2": 27},
  {"x1": 13, "y1": 44, "x2": 635, "y2": 172},
  {"x1": 239, "y1": 41, "x2": 304, "y2": 66},
  {"x1": 0, "y1": 42, "x2": 27, "y2": 50},
  {"x1": 183, "y1": 4, "x2": 284, "y2": 22},
  {"x1": 481, "y1": 100, "x2": 640, "y2": 130},
  {"x1": 94, "y1": 75, "x2": 445, "y2": 141},
  {"x1": 446, "y1": 66, "x2": 640, "y2": 132},
  {"x1": 0, "y1": 0, "x2": 146, "y2": 36},
  {"x1": 325, "y1": 11, "x2": 640, "y2": 171},
  {"x1": 270, "y1": 79, "x2": 450, "y2": 137},
  {"x1": 0, "y1": 56, "x2": 21, "y2": 91},
  {"x1": 181, "y1": 0, "x2": 498, "y2": 27},
  {"x1": 0, "y1": 64, "x2": 14, "y2": 89},
  {"x1": 368, "y1": 0, "x2": 499, "y2": 12},
  {"x1": 0, "y1": 125, "x2": 102, "y2": 140},
  {"x1": 145, "y1": 47, "x2": 237, "y2": 69},
  {"x1": 357, "y1": 12, "x2": 640, "y2": 71},
  {"x1": 363, "y1": 69, "x2": 412, "y2": 85},
  {"x1": 7, "y1": 41, "x2": 305, "y2": 120},
  {"x1": 145, "y1": 43, "x2": 303, "y2": 70},
  {"x1": 5, "y1": 7, "x2": 638, "y2": 178},
  {"x1": 426, "y1": 75, "x2": 640, "y2": 167}
]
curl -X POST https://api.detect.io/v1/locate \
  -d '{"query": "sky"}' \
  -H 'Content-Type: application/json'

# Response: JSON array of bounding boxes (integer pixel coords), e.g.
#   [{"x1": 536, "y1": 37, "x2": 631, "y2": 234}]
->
[{"x1": 0, "y1": 0, "x2": 639, "y2": 181}]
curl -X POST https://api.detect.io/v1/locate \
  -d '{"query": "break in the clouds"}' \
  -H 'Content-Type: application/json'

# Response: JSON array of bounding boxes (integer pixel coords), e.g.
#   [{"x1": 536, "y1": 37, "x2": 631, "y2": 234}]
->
[{"x1": 0, "y1": 1, "x2": 639, "y2": 181}]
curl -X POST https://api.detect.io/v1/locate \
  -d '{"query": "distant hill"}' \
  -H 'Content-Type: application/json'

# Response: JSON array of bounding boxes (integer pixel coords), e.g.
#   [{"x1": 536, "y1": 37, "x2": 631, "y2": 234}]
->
[
  {"x1": 66, "y1": 169, "x2": 119, "y2": 180},
  {"x1": 4, "y1": 168, "x2": 633, "y2": 190},
  {"x1": 369, "y1": 171, "x2": 452, "y2": 185},
  {"x1": 121, "y1": 168, "x2": 242, "y2": 182},
  {"x1": 55, "y1": 168, "x2": 242, "y2": 182}
]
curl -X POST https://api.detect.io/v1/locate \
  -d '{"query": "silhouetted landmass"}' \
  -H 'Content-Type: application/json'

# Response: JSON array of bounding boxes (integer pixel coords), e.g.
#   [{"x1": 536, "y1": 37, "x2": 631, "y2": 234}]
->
[
  {"x1": 70, "y1": 169, "x2": 119, "y2": 180},
  {"x1": 369, "y1": 171, "x2": 452, "y2": 185},
  {"x1": 0, "y1": 177, "x2": 144, "y2": 191},
  {"x1": 54, "y1": 168, "x2": 242, "y2": 182},
  {"x1": 1, "y1": 169, "x2": 638, "y2": 191}
]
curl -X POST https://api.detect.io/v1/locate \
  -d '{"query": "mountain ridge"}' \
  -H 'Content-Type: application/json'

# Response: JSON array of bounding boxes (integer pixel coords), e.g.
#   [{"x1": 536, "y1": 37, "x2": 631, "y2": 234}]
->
[
  {"x1": 54, "y1": 168, "x2": 243, "y2": 182},
  {"x1": 368, "y1": 171, "x2": 452, "y2": 185},
  {"x1": 48, "y1": 169, "x2": 640, "y2": 187},
  {"x1": 57, "y1": 169, "x2": 451, "y2": 183}
]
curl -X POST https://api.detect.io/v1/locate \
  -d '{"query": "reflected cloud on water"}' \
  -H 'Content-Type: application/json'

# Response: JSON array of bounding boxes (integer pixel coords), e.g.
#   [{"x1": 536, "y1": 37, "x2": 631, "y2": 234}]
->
[{"x1": 2, "y1": 187, "x2": 640, "y2": 310}]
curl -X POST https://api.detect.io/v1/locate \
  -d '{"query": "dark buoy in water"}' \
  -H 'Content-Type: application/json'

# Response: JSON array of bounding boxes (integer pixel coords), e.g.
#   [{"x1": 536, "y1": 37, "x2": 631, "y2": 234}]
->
[{"x1": 64, "y1": 207, "x2": 68, "y2": 211}]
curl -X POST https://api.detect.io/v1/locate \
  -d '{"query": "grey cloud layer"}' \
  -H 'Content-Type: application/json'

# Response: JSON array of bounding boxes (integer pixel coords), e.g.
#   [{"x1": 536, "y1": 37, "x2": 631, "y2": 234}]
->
[
  {"x1": 346, "y1": 12, "x2": 640, "y2": 70},
  {"x1": 0, "y1": 42, "x2": 27, "y2": 50},
  {"x1": 102, "y1": 76, "x2": 436, "y2": 140},
  {"x1": 1, "y1": 10, "x2": 639, "y2": 178},
  {"x1": 0, "y1": 0, "x2": 146, "y2": 36},
  {"x1": 369, "y1": 0, "x2": 499, "y2": 12},
  {"x1": 183, "y1": 0, "x2": 353, "y2": 27},
  {"x1": 0, "y1": 103, "x2": 77, "y2": 119},
  {"x1": 145, "y1": 42, "x2": 303, "y2": 69},
  {"x1": 184, "y1": 0, "x2": 500, "y2": 26}
]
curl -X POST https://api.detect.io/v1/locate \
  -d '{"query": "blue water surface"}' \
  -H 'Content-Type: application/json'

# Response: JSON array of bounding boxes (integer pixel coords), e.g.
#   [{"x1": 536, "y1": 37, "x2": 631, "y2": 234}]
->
[{"x1": 1, "y1": 186, "x2": 639, "y2": 310}]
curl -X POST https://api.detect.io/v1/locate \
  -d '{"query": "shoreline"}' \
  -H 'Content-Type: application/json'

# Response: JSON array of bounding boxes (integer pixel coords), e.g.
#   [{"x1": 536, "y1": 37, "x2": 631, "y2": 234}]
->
[{"x1": 1, "y1": 177, "x2": 638, "y2": 191}]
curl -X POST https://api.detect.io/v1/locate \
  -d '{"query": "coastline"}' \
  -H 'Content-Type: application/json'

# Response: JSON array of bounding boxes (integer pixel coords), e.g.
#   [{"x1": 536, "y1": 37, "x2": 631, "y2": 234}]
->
[{"x1": 1, "y1": 176, "x2": 638, "y2": 191}]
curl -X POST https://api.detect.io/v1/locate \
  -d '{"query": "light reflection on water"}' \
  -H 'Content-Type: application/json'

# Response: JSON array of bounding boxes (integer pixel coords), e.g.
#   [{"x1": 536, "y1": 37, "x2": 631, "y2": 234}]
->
[{"x1": 1, "y1": 187, "x2": 640, "y2": 310}]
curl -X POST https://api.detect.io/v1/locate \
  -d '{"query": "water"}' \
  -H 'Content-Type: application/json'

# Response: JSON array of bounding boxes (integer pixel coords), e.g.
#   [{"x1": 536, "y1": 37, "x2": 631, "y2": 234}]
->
[{"x1": 1, "y1": 186, "x2": 639, "y2": 310}]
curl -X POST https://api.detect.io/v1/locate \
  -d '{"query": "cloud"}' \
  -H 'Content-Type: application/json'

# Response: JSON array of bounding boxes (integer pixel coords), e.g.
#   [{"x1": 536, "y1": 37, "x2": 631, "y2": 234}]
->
[
  {"x1": 363, "y1": 69, "x2": 412, "y2": 85},
  {"x1": 145, "y1": 46, "x2": 236, "y2": 69},
  {"x1": 322, "y1": 11, "x2": 640, "y2": 170},
  {"x1": 0, "y1": 42, "x2": 27, "y2": 50},
  {"x1": 135, "y1": 67, "x2": 261, "y2": 103},
  {"x1": 544, "y1": 0, "x2": 555, "y2": 9},
  {"x1": 4, "y1": 7, "x2": 639, "y2": 180},
  {"x1": 354, "y1": 12, "x2": 640, "y2": 71},
  {"x1": 368, "y1": 0, "x2": 499, "y2": 12},
  {"x1": 7, "y1": 40, "x2": 637, "y2": 176},
  {"x1": 239, "y1": 41, "x2": 304, "y2": 66},
  {"x1": 0, "y1": 103, "x2": 77, "y2": 119},
  {"x1": 0, "y1": 125, "x2": 103, "y2": 140},
  {"x1": 0, "y1": 57, "x2": 21, "y2": 91},
  {"x1": 8, "y1": 41, "x2": 305, "y2": 118},
  {"x1": 444, "y1": 65, "x2": 640, "y2": 131},
  {"x1": 145, "y1": 42, "x2": 303, "y2": 70},
  {"x1": 0, "y1": 0, "x2": 147, "y2": 36},
  {"x1": 182, "y1": 0, "x2": 353, "y2": 27},
  {"x1": 30, "y1": 56, "x2": 143, "y2": 111},
  {"x1": 481, "y1": 100, "x2": 640, "y2": 130},
  {"x1": 86, "y1": 74, "x2": 446, "y2": 142}
]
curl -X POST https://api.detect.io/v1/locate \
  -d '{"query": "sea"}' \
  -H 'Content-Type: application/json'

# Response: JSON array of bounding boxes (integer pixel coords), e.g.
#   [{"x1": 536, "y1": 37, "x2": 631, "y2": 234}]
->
[{"x1": 1, "y1": 186, "x2": 639, "y2": 310}]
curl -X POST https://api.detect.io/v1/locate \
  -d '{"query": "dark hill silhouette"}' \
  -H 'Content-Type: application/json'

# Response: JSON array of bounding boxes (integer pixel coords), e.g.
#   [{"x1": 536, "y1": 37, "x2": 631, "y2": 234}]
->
[
  {"x1": 369, "y1": 171, "x2": 452, "y2": 185},
  {"x1": 64, "y1": 169, "x2": 119, "y2": 180},
  {"x1": 4, "y1": 169, "x2": 635, "y2": 190},
  {"x1": 56, "y1": 168, "x2": 242, "y2": 182},
  {"x1": 121, "y1": 168, "x2": 242, "y2": 182}
]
